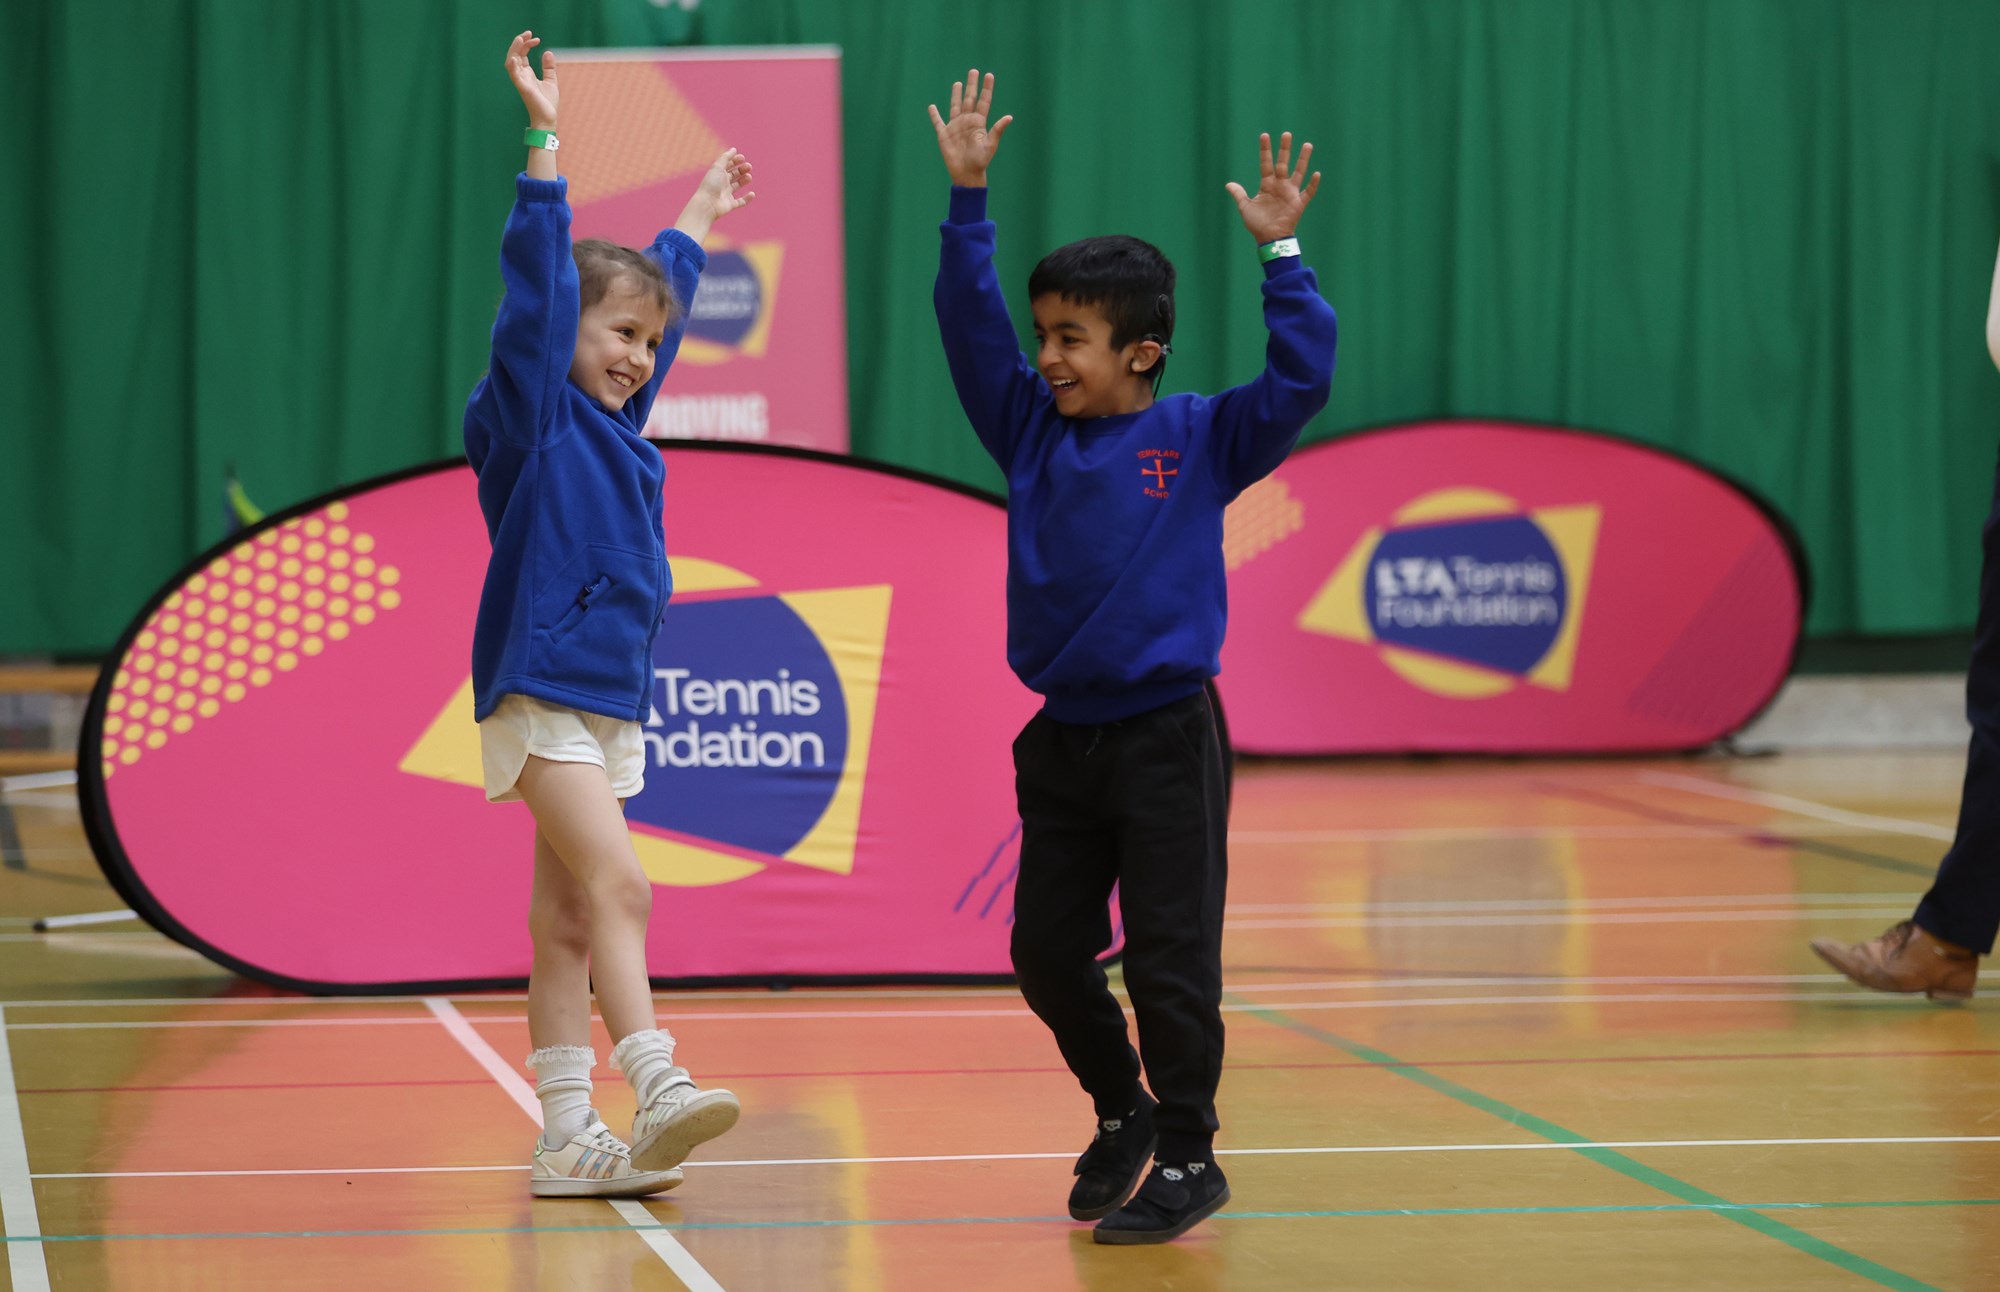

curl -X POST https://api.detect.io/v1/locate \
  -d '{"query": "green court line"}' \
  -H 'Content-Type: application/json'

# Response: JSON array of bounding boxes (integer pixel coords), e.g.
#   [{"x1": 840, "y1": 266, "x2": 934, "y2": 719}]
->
[
  {"x1": 1235, "y1": 999, "x2": 1941, "y2": 1291},
  {"x1": 3, "y1": 1199, "x2": 1997, "y2": 1244}
]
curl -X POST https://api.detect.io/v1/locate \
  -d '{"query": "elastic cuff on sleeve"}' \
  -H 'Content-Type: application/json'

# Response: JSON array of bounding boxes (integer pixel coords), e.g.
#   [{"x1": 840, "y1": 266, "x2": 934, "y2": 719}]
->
[
  {"x1": 516, "y1": 173, "x2": 569, "y2": 203},
  {"x1": 948, "y1": 185, "x2": 990, "y2": 224},
  {"x1": 654, "y1": 227, "x2": 709, "y2": 273},
  {"x1": 1262, "y1": 254, "x2": 1304, "y2": 281}
]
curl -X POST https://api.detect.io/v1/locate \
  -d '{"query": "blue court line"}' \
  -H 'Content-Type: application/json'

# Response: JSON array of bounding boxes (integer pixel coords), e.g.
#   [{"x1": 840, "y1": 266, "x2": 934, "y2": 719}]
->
[
  {"x1": 3, "y1": 1198, "x2": 1997, "y2": 1245},
  {"x1": 1234, "y1": 999, "x2": 1942, "y2": 1291}
]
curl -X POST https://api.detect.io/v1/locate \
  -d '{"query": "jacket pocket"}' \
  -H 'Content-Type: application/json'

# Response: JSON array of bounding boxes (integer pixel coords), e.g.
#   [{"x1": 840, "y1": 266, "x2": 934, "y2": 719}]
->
[
  {"x1": 546, "y1": 573, "x2": 610, "y2": 644},
  {"x1": 533, "y1": 544, "x2": 665, "y2": 698}
]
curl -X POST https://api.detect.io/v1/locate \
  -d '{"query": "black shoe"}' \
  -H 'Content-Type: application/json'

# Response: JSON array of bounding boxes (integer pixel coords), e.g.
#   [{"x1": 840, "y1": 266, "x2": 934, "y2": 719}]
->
[
  {"x1": 1067, "y1": 1097, "x2": 1158, "y2": 1221},
  {"x1": 1092, "y1": 1160, "x2": 1231, "y2": 1244}
]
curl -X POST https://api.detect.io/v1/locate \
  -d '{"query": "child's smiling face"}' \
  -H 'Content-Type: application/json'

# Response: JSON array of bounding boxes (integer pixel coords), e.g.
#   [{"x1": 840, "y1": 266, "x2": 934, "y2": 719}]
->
[
  {"x1": 569, "y1": 277, "x2": 669, "y2": 411},
  {"x1": 1030, "y1": 295, "x2": 1158, "y2": 420}
]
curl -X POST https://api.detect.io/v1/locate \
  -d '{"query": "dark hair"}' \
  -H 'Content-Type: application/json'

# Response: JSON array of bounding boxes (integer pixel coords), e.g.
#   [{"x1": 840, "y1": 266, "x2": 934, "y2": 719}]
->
[
  {"x1": 1027, "y1": 235, "x2": 1176, "y2": 374},
  {"x1": 573, "y1": 238, "x2": 679, "y2": 325}
]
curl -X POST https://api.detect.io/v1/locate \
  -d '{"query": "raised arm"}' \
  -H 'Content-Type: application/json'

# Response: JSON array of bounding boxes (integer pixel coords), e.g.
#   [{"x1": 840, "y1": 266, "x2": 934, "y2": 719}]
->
[
  {"x1": 484, "y1": 31, "x2": 579, "y2": 446},
  {"x1": 625, "y1": 150, "x2": 754, "y2": 431},
  {"x1": 1208, "y1": 132, "x2": 1337, "y2": 493},
  {"x1": 673, "y1": 148, "x2": 756, "y2": 248},
  {"x1": 930, "y1": 70, "x2": 1044, "y2": 469}
]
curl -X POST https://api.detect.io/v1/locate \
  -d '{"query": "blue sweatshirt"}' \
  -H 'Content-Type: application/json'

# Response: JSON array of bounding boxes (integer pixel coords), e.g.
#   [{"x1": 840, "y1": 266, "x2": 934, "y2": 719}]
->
[
  {"x1": 464, "y1": 174, "x2": 706, "y2": 723},
  {"x1": 936, "y1": 186, "x2": 1337, "y2": 724}
]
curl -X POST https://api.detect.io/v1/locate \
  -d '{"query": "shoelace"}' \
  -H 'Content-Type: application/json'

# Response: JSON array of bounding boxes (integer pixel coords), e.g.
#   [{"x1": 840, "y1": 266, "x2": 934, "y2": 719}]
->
[{"x1": 581, "y1": 1127, "x2": 631, "y2": 1158}]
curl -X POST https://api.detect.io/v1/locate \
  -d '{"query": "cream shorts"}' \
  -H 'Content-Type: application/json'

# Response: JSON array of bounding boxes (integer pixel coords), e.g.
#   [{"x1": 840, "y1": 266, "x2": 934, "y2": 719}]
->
[{"x1": 479, "y1": 693, "x2": 647, "y2": 803}]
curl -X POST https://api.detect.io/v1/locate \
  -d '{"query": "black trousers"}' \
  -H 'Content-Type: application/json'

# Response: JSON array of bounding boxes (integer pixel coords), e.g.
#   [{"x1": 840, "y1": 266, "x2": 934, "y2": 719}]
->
[
  {"x1": 1009, "y1": 690, "x2": 1229, "y2": 1164},
  {"x1": 1917, "y1": 446, "x2": 2000, "y2": 954}
]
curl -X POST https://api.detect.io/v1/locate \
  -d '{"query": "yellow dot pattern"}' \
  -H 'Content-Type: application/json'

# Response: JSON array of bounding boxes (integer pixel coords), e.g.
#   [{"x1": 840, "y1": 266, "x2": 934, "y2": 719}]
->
[
  {"x1": 101, "y1": 501, "x2": 403, "y2": 780},
  {"x1": 1222, "y1": 477, "x2": 1306, "y2": 572},
  {"x1": 558, "y1": 62, "x2": 724, "y2": 207}
]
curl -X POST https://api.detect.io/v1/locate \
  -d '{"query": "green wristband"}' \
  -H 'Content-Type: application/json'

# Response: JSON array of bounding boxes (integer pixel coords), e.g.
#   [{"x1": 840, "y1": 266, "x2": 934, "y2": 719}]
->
[
  {"x1": 524, "y1": 128, "x2": 561, "y2": 152},
  {"x1": 1258, "y1": 236, "x2": 1301, "y2": 263}
]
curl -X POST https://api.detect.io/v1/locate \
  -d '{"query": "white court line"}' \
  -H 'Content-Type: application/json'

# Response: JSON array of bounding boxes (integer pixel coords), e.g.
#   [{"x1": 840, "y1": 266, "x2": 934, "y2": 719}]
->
[
  {"x1": 1227, "y1": 893, "x2": 1918, "y2": 915},
  {"x1": 0, "y1": 772, "x2": 77, "y2": 793},
  {"x1": 36, "y1": 1164, "x2": 529, "y2": 1180},
  {"x1": 0, "y1": 1006, "x2": 51, "y2": 1291},
  {"x1": 0, "y1": 931, "x2": 162, "y2": 943},
  {"x1": 1227, "y1": 974, "x2": 1852, "y2": 994},
  {"x1": 1224, "y1": 908, "x2": 1912, "y2": 930},
  {"x1": 1230, "y1": 821, "x2": 1910, "y2": 843},
  {"x1": 423, "y1": 998, "x2": 724, "y2": 1292},
  {"x1": 0, "y1": 972, "x2": 1855, "y2": 1012},
  {"x1": 31, "y1": 1134, "x2": 2000, "y2": 1180},
  {"x1": 6, "y1": 990, "x2": 1881, "y2": 1031},
  {"x1": 0, "y1": 792, "x2": 77, "y2": 811},
  {"x1": 1637, "y1": 772, "x2": 1958, "y2": 842}
]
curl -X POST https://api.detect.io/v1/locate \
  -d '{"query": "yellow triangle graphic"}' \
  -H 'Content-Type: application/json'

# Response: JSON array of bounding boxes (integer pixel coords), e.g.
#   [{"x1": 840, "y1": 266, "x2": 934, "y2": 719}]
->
[
  {"x1": 776, "y1": 585, "x2": 893, "y2": 876},
  {"x1": 1298, "y1": 527, "x2": 1382, "y2": 642},
  {"x1": 1526, "y1": 505, "x2": 1601, "y2": 691}
]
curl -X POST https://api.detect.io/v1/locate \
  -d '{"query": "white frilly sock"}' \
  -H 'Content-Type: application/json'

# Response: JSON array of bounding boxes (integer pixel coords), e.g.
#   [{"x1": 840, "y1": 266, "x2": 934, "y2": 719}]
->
[{"x1": 526, "y1": 1045, "x2": 597, "y2": 1148}]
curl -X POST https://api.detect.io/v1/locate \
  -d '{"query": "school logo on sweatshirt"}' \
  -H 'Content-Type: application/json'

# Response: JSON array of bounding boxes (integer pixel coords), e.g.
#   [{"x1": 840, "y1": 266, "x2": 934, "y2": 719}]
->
[
  {"x1": 1295, "y1": 489, "x2": 1600, "y2": 698},
  {"x1": 398, "y1": 556, "x2": 889, "y2": 888},
  {"x1": 1139, "y1": 448, "x2": 1181, "y2": 499}
]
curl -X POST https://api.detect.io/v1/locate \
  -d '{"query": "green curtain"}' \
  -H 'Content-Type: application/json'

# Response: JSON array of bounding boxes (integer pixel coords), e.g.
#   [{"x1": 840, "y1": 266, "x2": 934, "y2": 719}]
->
[{"x1": 8, "y1": 0, "x2": 2000, "y2": 654}]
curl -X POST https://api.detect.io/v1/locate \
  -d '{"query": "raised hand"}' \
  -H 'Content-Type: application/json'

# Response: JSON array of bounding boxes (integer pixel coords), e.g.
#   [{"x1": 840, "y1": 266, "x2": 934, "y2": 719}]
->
[
  {"x1": 928, "y1": 68, "x2": 1013, "y2": 187},
  {"x1": 696, "y1": 149, "x2": 756, "y2": 219},
  {"x1": 675, "y1": 148, "x2": 757, "y2": 245},
  {"x1": 1225, "y1": 132, "x2": 1321, "y2": 244},
  {"x1": 506, "y1": 31, "x2": 559, "y2": 128}
]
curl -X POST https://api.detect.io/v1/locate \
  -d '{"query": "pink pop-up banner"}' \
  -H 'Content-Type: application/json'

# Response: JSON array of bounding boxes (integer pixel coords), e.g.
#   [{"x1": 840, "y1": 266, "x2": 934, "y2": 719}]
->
[
  {"x1": 81, "y1": 447, "x2": 1039, "y2": 991},
  {"x1": 1218, "y1": 420, "x2": 1805, "y2": 754}
]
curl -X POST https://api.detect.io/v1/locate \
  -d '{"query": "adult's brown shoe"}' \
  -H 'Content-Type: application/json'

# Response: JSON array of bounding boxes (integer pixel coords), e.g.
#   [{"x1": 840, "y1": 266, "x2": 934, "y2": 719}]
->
[{"x1": 1810, "y1": 920, "x2": 1978, "y2": 1001}]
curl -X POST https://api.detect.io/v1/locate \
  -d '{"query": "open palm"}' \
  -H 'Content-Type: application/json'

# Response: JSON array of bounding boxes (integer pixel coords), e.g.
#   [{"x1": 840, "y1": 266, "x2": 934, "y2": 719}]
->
[
  {"x1": 695, "y1": 149, "x2": 756, "y2": 220},
  {"x1": 506, "y1": 31, "x2": 559, "y2": 126},
  {"x1": 928, "y1": 68, "x2": 1013, "y2": 186},
  {"x1": 1226, "y1": 132, "x2": 1321, "y2": 243}
]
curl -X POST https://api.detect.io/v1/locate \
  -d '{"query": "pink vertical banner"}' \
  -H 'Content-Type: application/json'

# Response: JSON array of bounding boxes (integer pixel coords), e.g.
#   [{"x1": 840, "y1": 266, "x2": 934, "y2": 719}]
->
[{"x1": 557, "y1": 47, "x2": 849, "y2": 453}]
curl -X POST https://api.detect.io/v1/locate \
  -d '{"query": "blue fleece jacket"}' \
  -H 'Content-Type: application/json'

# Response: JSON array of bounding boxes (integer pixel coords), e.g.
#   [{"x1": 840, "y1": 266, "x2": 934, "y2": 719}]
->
[
  {"x1": 464, "y1": 174, "x2": 705, "y2": 723},
  {"x1": 936, "y1": 186, "x2": 1337, "y2": 724}
]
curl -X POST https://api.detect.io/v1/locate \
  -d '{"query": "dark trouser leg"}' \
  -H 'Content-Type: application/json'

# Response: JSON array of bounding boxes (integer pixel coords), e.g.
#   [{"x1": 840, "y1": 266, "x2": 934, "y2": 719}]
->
[
  {"x1": 1107, "y1": 693, "x2": 1229, "y2": 1163},
  {"x1": 1917, "y1": 449, "x2": 2000, "y2": 954},
  {"x1": 1010, "y1": 712, "x2": 1144, "y2": 1117}
]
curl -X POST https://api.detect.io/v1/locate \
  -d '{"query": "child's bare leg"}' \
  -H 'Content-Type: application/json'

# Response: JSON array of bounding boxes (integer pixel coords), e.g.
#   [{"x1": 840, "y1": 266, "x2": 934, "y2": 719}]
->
[
  {"x1": 525, "y1": 827, "x2": 602, "y2": 1146},
  {"x1": 515, "y1": 753, "x2": 740, "y2": 1169},
  {"x1": 515, "y1": 756, "x2": 660, "y2": 1041},
  {"x1": 528, "y1": 827, "x2": 595, "y2": 1047}
]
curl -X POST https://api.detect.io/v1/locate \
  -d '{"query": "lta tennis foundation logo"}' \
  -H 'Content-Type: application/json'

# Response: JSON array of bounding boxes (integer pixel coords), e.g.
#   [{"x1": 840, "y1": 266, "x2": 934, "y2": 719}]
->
[
  {"x1": 400, "y1": 556, "x2": 890, "y2": 887},
  {"x1": 1297, "y1": 489, "x2": 1600, "y2": 698}
]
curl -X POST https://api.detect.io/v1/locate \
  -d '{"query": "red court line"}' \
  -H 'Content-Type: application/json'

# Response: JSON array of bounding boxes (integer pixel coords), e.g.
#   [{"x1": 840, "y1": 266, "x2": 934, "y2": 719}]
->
[{"x1": 18, "y1": 1048, "x2": 1999, "y2": 1095}]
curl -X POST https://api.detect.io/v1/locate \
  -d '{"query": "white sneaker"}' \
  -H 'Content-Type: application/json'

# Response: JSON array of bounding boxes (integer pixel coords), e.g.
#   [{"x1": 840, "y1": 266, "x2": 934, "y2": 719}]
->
[
  {"x1": 629, "y1": 1067, "x2": 741, "y2": 1172},
  {"x1": 531, "y1": 1119, "x2": 684, "y2": 1198}
]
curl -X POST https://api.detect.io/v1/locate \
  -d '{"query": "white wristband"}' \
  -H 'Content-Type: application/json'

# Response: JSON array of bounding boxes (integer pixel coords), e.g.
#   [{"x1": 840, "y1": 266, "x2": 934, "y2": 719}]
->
[{"x1": 1258, "y1": 237, "x2": 1301, "y2": 263}]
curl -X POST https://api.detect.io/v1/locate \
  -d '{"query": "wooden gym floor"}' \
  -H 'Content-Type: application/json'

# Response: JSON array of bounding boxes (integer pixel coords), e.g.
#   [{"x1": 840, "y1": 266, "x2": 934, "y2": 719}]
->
[{"x1": 2, "y1": 750, "x2": 1996, "y2": 1290}]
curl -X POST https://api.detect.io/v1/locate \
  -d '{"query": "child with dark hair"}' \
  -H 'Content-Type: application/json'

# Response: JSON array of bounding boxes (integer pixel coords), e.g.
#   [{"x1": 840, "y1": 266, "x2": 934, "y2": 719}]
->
[
  {"x1": 929, "y1": 69, "x2": 1337, "y2": 1243},
  {"x1": 465, "y1": 30, "x2": 755, "y2": 1198}
]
